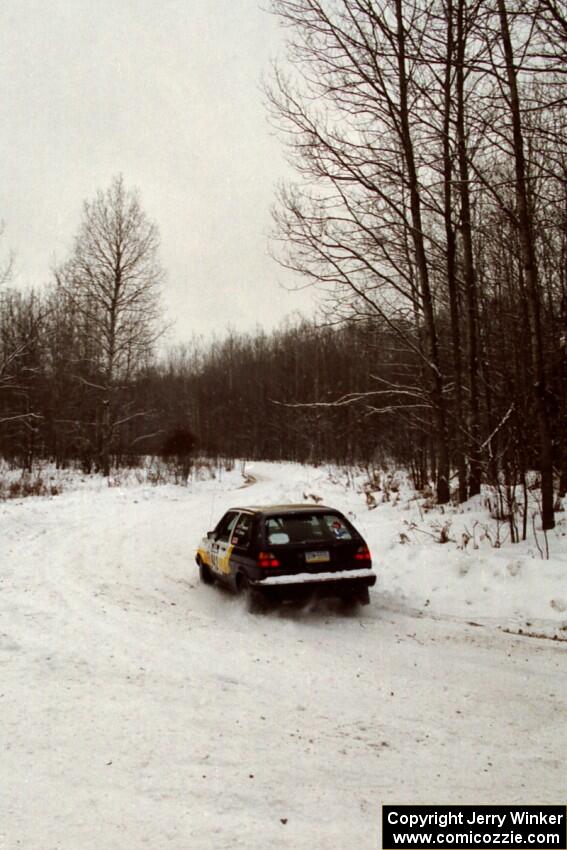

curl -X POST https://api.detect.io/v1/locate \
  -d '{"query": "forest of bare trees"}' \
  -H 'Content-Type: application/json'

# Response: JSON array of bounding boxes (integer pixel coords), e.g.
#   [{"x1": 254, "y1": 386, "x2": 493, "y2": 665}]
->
[
  {"x1": 265, "y1": 0, "x2": 566, "y2": 528},
  {"x1": 0, "y1": 1, "x2": 565, "y2": 533}
]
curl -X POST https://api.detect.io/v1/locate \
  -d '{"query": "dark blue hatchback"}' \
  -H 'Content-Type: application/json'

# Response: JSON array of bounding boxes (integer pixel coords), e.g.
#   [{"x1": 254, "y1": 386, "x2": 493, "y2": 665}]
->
[{"x1": 196, "y1": 504, "x2": 376, "y2": 612}]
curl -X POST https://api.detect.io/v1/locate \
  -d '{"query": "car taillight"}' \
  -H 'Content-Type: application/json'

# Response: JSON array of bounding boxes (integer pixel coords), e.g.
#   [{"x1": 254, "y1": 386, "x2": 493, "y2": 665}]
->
[
  {"x1": 355, "y1": 545, "x2": 371, "y2": 562},
  {"x1": 258, "y1": 551, "x2": 280, "y2": 568}
]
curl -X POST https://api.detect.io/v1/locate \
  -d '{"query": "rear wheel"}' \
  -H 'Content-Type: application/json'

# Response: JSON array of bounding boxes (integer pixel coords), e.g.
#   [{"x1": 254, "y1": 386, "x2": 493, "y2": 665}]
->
[
  {"x1": 339, "y1": 586, "x2": 370, "y2": 612},
  {"x1": 198, "y1": 558, "x2": 215, "y2": 585},
  {"x1": 238, "y1": 574, "x2": 273, "y2": 614}
]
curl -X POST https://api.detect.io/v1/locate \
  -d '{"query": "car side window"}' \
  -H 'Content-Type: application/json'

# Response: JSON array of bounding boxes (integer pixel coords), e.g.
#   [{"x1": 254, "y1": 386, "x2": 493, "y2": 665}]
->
[
  {"x1": 231, "y1": 513, "x2": 253, "y2": 548},
  {"x1": 214, "y1": 511, "x2": 239, "y2": 543}
]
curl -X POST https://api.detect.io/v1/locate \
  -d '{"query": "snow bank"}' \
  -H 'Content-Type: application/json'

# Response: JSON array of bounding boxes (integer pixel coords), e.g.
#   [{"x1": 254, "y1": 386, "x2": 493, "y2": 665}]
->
[
  {"x1": 2, "y1": 459, "x2": 564, "y2": 636},
  {"x1": 233, "y1": 462, "x2": 566, "y2": 637}
]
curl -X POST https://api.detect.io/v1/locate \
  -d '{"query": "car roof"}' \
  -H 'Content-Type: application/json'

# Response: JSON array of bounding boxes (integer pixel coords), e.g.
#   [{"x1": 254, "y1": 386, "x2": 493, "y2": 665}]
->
[{"x1": 229, "y1": 503, "x2": 339, "y2": 516}]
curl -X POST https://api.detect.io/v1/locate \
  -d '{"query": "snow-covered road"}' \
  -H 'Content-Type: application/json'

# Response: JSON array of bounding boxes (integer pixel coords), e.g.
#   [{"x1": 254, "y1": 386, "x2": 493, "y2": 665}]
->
[{"x1": 1, "y1": 463, "x2": 565, "y2": 849}]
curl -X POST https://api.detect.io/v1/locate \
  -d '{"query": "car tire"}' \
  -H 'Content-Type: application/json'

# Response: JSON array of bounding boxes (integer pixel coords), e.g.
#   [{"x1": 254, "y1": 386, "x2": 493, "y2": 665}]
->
[
  {"x1": 239, "y1": 575, "x2": 272, "y2": 614},
  {"x1": 339, "y1": 586, "x2": 370, "y2": 612},
  {"x1": 198, "y1": 558, "x2": 215, "y2": 585}
]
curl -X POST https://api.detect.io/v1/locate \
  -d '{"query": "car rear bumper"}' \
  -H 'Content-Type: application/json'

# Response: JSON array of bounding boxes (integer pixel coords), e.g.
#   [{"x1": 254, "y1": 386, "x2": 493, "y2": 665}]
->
[{"x1": 252, "y1": 568, "x2": 376, "y2": 598}]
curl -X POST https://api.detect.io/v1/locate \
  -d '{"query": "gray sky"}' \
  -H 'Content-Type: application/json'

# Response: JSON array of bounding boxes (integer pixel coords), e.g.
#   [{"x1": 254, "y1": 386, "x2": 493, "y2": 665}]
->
[{"x1": 1, "y1": 0, "x2": 317, "y2": 343}]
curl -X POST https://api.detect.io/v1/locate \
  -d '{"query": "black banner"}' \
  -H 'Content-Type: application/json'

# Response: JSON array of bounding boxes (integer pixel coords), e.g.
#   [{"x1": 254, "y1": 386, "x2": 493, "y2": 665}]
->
[{"x1": 382, "y1": 805, "x2": 566, "y2": 849}]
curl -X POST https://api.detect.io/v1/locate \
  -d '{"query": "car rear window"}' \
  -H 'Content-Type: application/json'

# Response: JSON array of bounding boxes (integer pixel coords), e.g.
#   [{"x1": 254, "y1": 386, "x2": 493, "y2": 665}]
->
[{"x1": 264, "y1": 513, "x2": 354, "y2": 545}]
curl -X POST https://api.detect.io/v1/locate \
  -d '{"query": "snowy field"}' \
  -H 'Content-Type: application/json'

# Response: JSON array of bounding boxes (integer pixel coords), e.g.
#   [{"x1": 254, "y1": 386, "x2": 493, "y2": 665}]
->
[{"x1": 1, "y1": 461, "x2": 566, "y2": 850}]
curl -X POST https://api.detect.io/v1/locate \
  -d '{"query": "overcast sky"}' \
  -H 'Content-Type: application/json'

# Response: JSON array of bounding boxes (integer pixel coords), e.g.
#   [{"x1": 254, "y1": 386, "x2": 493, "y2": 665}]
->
[{"x1": 0, "y1": 0, "x2": 318, "y2": 344}]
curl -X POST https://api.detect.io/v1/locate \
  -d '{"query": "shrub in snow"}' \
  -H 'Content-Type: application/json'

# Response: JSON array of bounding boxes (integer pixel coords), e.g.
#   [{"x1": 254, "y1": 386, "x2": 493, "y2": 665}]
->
[
  {"x1": 160, "y1": 427, "x2": 197, "y2": 484},
  {"x1": 2, "y1": 472, "x2": 55, "y2": 500},
  {"x1": 303, "y1": 491, "x2": 323, "y2": 504}
]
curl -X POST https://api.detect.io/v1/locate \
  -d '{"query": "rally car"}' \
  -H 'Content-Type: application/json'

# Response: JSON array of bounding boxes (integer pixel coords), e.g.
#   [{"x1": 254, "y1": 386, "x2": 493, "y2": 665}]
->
[{"x1": 195, "y1": 504, "x2": 376, "y2": 612}]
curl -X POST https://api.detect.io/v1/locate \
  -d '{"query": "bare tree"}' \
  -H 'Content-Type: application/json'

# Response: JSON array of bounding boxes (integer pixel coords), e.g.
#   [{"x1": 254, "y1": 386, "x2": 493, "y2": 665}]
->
[
  {"x1": 267, "y1": 0, "x2": 455, "y2": 503},
  {"x1": 467, "y1": 0, "x2": 561, "y2": 528},
  {"x1": 57, "y1": 175, "x2": 164, "y2": 475},
  {"x1": 0, "y1": 226, "x2": 36, "y2": 447},
  {"x1": 0, "y1": 223, "x2": 16, "y2": 400},
  {"x1": 494, "y1": 0, "x2": 554, "y2": 528}
]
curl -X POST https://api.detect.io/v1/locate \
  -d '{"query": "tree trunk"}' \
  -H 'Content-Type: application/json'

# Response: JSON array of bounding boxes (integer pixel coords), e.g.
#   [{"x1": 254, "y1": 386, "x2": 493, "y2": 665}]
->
[
  {"x1": 395, "y1": 0, "x2": 450, "y2": 503},
  {"x1": 456, "y1": 0, "x2": 481, "y2": 497},
  {"x1": 443, "y1": 0, "x2": 467, "y2": 502},
  {"x1": 498, "y1": 0, "x2": 555, "y2": 529}
]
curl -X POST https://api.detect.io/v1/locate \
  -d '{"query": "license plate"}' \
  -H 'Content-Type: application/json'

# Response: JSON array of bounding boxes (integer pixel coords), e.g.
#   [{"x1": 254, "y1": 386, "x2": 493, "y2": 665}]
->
[{"x1": 305, "y1": 550, "x2": 330, "y2": 564}]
